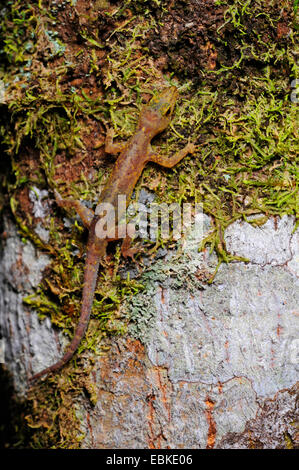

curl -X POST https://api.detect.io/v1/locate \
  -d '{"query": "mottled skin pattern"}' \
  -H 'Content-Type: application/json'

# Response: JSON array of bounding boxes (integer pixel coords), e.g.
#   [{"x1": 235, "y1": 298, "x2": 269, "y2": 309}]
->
[{"x1": 31, "y1": 87, "x2": 196, "y2": 381}]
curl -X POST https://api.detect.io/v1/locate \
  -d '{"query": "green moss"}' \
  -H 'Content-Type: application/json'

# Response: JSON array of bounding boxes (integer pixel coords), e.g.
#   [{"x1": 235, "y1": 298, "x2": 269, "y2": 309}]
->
[
  {"x1": 284, "y1": 431, "x2": 295, "y2": 449},
  {"x1": 0, "y1": 0, "x2": 298, "y2": 449}
]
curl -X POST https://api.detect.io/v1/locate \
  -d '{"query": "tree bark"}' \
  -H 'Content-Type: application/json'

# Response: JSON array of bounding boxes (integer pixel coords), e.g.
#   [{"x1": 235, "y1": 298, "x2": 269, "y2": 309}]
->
[{"x1": 1, "y1": 213, "x2": 298, "y2": 448}]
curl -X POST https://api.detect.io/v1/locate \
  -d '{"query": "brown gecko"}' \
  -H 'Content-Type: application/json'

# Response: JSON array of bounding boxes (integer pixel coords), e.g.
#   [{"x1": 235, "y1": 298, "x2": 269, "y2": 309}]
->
[{"x1": 31, "y1": 86, "x2": 196, "y2": 380}]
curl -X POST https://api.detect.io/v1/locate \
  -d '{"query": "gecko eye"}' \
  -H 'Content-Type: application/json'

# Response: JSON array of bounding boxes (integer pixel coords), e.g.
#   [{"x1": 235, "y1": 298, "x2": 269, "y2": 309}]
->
[{"x1": 164, "y1": 106, "x2": 172, "y2": 116}]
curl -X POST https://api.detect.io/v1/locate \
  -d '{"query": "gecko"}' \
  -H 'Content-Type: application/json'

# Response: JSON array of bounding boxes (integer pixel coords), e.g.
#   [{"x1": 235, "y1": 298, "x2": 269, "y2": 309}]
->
[{"x1": 31, "y1": 86, "x2": 196, "y2": 381}]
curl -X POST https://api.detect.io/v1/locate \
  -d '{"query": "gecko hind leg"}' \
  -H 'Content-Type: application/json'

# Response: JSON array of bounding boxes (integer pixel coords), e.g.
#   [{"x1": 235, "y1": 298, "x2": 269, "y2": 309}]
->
[
  {"x1": 54, "y1": 189, "x2": 94, "y2": 229},
  {"x1": 119, "y1": 234, "x2": 140, "y2": 261}
]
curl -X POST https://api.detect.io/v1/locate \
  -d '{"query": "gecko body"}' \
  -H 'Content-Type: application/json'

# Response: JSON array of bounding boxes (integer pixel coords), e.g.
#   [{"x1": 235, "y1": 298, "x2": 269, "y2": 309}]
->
[{"x1": 31, "y1": 87, "x2": 195, "y2": 381}]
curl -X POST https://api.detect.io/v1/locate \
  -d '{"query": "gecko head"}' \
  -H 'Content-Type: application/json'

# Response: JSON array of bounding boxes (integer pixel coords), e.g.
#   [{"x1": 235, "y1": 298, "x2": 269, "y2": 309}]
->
[{"x1": 138, "y1": 86, "x2": 178, "y2": 136}]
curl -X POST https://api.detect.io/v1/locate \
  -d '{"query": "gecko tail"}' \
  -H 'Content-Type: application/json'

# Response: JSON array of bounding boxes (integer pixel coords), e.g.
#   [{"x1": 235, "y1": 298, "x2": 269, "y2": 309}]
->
[
  {"x1": 30, "y1": 318, "x2": 89, "y2": 382},
  {"x1": 30, "y1": 235, "x2": 105, "y2": 383},
  {"x1": 30, "y1": 308, "x2": 94, "y2": 382},
  {"x1": 30, "y1": 352, "x2": 75, "y2": 382}
]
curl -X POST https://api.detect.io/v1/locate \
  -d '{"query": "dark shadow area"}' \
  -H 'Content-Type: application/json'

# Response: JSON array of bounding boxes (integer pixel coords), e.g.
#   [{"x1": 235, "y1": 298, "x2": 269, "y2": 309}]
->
[{"x1": 0, "y1": 366, "x2": 32, "y2": 448}]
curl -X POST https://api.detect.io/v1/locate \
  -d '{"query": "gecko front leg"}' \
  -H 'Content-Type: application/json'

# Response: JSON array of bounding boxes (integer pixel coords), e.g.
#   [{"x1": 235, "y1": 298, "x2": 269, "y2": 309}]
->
[
  {"x1": 148, "y1": 141, "x2": 196, "y2": 168},
  {"x1": 105, "y1": 128, "x2": 128, "y2": 155}
]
